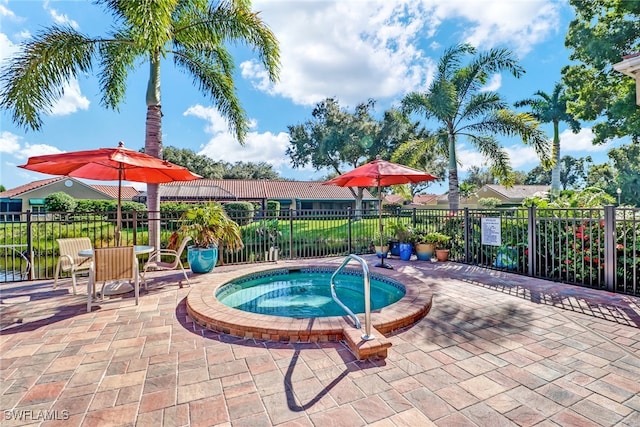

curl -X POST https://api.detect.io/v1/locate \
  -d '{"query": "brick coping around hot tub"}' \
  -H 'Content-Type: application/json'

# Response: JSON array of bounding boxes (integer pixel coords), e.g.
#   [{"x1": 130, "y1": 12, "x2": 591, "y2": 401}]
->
[{"x1": 185, "y1": 258, "x2": 433, "y2": 348}]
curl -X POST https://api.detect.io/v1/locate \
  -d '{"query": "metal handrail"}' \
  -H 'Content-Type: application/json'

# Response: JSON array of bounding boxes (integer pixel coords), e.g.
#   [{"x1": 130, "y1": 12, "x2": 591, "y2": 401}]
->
[{"x1": 330, "y1": 254, "x2": 374, "y2": 341}]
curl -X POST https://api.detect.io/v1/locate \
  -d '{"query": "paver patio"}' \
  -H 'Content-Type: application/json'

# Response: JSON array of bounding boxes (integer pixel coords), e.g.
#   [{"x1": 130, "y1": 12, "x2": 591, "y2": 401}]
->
[{"x1": 1, "y1": 256, "x2": 639, "y2": 426}]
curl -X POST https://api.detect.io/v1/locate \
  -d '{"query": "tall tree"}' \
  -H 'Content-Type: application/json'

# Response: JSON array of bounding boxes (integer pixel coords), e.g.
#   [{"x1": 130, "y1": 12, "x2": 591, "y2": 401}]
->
[
  {"x1": 563, "y1": 0, "x2": 640, "y2": 144},
  {"x1": 162, "y1": 146, "x2": 226, "y2": 179},
  {"x1": 525, "y1": 155, "x2": 592, "y2": 190},
  {"x1": 0, "y1": 0, "x2": 280, "y2": 249},
  {"x1": 224, "y1": 161, "x2": 280, "y2": 179},
  {"x1": 515, "y1": 83, "x2": 581, "y2": 192},
  {"x1": 390, "y1": 132, "x2": 446, "y2": 198},
  {"x1": 287, "y1": 98, "x2": 415, "y2": 211},
  {"x1": 401, "y1": 44, "x2": 550, "y2": 211}
]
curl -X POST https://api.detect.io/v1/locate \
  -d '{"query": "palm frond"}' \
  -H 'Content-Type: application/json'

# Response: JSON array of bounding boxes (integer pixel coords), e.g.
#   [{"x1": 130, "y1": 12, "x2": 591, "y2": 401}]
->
[{"x1": 0, "y1": 26, "x2": 97, "y2": 130}]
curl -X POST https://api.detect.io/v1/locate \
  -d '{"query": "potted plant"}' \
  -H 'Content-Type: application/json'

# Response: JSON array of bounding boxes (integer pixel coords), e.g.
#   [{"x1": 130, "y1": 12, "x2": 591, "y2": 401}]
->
[
  {"x1": 414, "y1": 231, "x2": 436, "y2": 261},
  {"x1": 256, "y1": 219, "x2": 282, "y2": 261},
  {"x1": 171, "y1": 202, "x2": 244, "y2": 273},
  {"x1": 372, "y1": 230, "x2": 391, "y2": 259},
  {"x1": 388, "y1": 220, "x2": 415, "y2": 261},
  {"x1": 425, "y1": 231, "x2": 451, "y2": 262}
]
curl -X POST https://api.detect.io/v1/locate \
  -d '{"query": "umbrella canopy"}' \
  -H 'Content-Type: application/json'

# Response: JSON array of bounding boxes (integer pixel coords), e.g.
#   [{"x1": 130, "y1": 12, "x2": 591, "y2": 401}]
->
[
  {"x1": 323, "y1": 158, "x2": 438, "y2": 188},
  {"x1": 324, "y1": 158, "x2": 438, "y2": 268},
  {"x1": 19, "y1": 141, "x2": 201, "y2": 244}
]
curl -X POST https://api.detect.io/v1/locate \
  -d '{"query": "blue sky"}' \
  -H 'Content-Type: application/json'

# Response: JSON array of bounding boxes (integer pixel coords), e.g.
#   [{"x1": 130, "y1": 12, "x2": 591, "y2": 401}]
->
[{"x1": 0, "y1": 0, "x2": 628, "y2": 193}]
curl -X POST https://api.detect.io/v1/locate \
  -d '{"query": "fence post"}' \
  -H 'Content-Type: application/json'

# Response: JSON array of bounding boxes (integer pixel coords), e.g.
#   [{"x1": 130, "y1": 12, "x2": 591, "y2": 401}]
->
[
  {"x1": 412, "y1": 208, "x2": 417, "y2": 228},
  {"x1": 603, "y1": 205, "x2": 616, "y2": 292},
  {"x1": 132, "y1": 210, "x2": 138, "y2": 245},
  {"x1": 26, "y1": 210, "x2": 34, "y2": 280},
  {"x1": 527, "y1": 206, "x2": 536, "y2": 277},
  {"x1": 463, "y1": 208, "x2": 470, "y2": 263},
  {"x1": 289, "y1": 208, "x2": 294, "y2": 259},
  {"x1": 347, "y1": 207, "x2": 353, "y2": 254}
]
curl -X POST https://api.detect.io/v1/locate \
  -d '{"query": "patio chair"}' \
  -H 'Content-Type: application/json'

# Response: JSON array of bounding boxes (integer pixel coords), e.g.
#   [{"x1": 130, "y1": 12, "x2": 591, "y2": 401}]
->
[
  {"x1": 54, "y1": 237, "x2": 93, "y2": 295},
  {"x1": 141, "y1": 236, "x2": 192, "y2": 289},
  {"x1": 87, "y1": 246, "x2": 139, "y2": 312}
]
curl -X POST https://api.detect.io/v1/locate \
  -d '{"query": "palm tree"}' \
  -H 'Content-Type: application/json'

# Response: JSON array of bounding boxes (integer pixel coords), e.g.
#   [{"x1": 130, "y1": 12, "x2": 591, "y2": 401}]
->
[
  {"x1": 401, "y1": 43, "x2": 550, "y2": 211},
  {"x1": 515, "y1": 83, "x2": 580, "y2": 192},
  {"x1": 0, "y1": 0, "x2": 280, "y2": 249}
]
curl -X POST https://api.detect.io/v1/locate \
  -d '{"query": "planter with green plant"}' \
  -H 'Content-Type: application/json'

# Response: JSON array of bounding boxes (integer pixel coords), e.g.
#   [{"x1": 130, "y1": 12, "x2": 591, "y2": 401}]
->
[
  {"x1": 414, "y1": 231, "x2": 436, "y2": 261},
  {"x1": 372, "y1": 230, "x2": 391, "y2": 259},
  {"x1": 423, "y1": 231, "x2": 451, "y2": 262},
  {"x1": 387, "y1": 220, "x2": 415, "y2": 261},
  {"x1": 170, "y1": 202, "x2": 244, "y2": 273}
]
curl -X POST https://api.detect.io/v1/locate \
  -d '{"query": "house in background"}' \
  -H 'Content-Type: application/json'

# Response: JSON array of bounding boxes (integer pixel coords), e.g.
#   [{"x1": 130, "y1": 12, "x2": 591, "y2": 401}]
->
[
  {"x1": 135, "y1": 179, "x2": 378, "y2": 212},
  {"x1": 465, "y1": 184, "x2": 550, "y2": 207},
  {"x1": 0, "y1": 177, "x2": 139, "y2": 220}
]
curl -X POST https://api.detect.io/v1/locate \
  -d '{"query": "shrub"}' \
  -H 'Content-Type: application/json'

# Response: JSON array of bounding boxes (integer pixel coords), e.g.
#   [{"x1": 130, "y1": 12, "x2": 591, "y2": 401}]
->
[
  {"x1": 45, "y1": 192, "x2": 77, "y2": 212},
  {"x1": 224, "y1": 201, "x2": 254, "y2": 226}
]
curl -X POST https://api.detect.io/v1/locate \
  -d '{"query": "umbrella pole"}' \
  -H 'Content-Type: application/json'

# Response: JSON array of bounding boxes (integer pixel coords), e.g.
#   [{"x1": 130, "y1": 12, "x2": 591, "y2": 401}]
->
[
  {"x1": 116, "y1": 165, "x2": 122, "y2": 246},
  {"x1": 375, "y1": 183, "x2": 392, "y2": 269}
]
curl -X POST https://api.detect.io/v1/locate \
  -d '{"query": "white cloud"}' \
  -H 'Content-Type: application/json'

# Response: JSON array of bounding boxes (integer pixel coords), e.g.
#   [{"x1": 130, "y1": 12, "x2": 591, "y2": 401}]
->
[
  {"x1": 244, "y1": 0, "x2": 560, "y2": 108},
  {"x1": 0, "y1": 131, "x2": 63, "y2": 161},
  {"x1": 43, "y1": 0, "x2": 79, "y2": 29},
  {"x1": 559, "y1": 128, "x2": 613, "y2": 153},
  {"x1": 249, "y1": 1, "x2": 434, "y2": 106},
  {"x1": 0, "y1": 1, "x2": 15, "y2": 19},
  {"x1": 480, "y1": 74, "x2": 502, "y2": 92},
  {"x1": 20, "y1": 143, "x2": 64, "y2": 160},
  {"x1": 430, "y1": 0, "x2": 560, "y2": 56},
  {"x1": 49, "y1": 79, "x2": 90, "y2": 115},
  {"x1": 184, "y1": 105, "x2": 293, "y2": 171},
  {"x1": 0, "y1": 131, "x2": 20, "y2": 154}
]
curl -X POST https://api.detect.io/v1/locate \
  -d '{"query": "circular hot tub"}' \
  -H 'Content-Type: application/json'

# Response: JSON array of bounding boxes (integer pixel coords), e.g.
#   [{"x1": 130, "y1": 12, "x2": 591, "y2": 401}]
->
[{"x1": 186, "y1": 261, "x2": 433, "y2": 342}]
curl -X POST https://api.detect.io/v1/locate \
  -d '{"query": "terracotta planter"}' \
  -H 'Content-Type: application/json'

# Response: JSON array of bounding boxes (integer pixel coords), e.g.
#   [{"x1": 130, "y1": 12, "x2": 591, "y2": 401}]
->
[
  {"x1": 415, "y1": 243, "x2": 435, "y2": 261},
  {"x1": 435, "y1": 249, "x2": 450, "y2": 262}
]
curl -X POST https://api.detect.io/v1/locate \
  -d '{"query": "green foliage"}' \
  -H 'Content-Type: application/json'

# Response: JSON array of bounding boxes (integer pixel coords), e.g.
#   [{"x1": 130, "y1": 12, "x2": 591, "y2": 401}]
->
[
  {"x1": 515, "y1": 82, "x2": 581, "y2": 191},
  {"x1": 172, "y1": 202, "x2": 243, "y2": 250},
  {"x1": 224, "y1": 161, "x2": 279, "y2": 179},
  {"x1": 266, "y1": 200, "x2": 281, "y2": 214},
  {"x1": 45, "y1": 192, "x2": 77, "y2": 212},
  {"x1": 416, "y1": 231, "x2": 450, "y2": 247},
  {"x1": 563, "y1": 0, "x2": 640, "y2": 143},
  {"x1": 386, "y1": 220, "x2": 415, "y2": 243},
  {"x1": 478, "y1": 197, "x2": 502, "y2": 208},
  {"x1": 161, "y1": 146, "x2": 225, "y2": 179},
  {"x1": 255, "y1": 219, "x2": 282, "y2": 247},
  {"x1": 224, "y1": 202, "x2": 254, "y2": 226},
  {"x1": 401, "y1": 43, "x2": 550, "y2": 210}
]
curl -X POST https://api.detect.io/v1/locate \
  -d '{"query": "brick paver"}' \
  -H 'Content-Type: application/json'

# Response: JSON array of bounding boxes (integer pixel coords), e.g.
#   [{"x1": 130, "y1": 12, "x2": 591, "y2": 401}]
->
[{"x1": 1, "y1": 256, "x2": 640, "y2": 426}]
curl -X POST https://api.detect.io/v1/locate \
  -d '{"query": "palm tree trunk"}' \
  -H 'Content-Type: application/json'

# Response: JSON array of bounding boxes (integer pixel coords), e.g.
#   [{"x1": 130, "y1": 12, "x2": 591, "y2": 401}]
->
[
  {"x1": 145, "y1": 52, "x2": 162, "y2": 251},
  {"x1": 447, "y1": 131, "x2": 460, "y2": 211},
  {"x1": 551, "y1": 120, "x2": 561, "y2": 192}
]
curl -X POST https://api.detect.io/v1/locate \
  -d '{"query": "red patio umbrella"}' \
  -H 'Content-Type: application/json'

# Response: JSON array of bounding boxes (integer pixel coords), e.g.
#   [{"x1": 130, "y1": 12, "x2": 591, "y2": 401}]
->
[
  {"x1": 324, "y1": 158, "x2": 438, "y2": 268},
  {"x1": 19, "y1": 141, "x2": 201, "y2": 244}
]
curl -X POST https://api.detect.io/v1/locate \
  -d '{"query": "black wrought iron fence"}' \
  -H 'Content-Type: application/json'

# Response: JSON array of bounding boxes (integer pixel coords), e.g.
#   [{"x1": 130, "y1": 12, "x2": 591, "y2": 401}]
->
[{"x1": 1, "y1": 206, "x2": 638, "y2": 296}]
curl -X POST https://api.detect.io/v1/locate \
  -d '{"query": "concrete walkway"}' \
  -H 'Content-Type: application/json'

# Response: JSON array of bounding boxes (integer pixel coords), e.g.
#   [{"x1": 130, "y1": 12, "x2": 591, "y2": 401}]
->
[{"x1": 1, "y1": 257, "x2": 639, "y2": 426}]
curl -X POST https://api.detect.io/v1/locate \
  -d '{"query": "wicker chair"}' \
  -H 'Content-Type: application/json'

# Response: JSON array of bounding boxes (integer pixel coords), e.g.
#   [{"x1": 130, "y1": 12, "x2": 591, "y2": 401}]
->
[
  {"x1": 141, "y1": 236, "x2": 192, "y2": 288},
  {"x1": 54, "y1": 237, "x2": 93, "y2": 294},
  {"x1": 87, "y1": 246, "x2": 139, "y2": 312}
]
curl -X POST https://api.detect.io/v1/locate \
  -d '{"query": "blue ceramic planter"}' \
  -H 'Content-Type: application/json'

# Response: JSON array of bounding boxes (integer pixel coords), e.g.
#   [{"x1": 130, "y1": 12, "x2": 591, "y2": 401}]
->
[
  {"x1": 187, "y1": 245, "x2": 218, "y2": 273},
  {"x1": 398, "y1": 243, "x2": 413, "y2": 261}
]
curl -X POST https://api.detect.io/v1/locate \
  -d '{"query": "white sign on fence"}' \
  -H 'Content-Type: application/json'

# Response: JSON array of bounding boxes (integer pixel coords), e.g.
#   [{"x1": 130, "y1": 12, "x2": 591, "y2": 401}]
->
[{"x1": 481, "y1": 217, "x2": 501, "y2": 246}]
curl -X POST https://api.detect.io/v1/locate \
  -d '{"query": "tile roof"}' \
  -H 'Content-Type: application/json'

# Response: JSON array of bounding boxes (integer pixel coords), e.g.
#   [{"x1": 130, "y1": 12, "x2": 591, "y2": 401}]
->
[
  {"x1": 412, "y1": 194, "x2": 438, "y2": 205},
  {"x1": 482, "y1": 184, "x2": 550, "y2": 199},
  {"x1": 383, "y1": 194, "x2": 406, "y2": 205},
  {"x1": 90, "y1": 185, "x2": 140, "y2": 201},
  {"x1": 161, "y1": 179, "x2": 377, "y2": 201},
  {"x1": 0, "y1": 176, "x2": 139, "y2": 202},
  {"x1": 0, "y1": 177, "x2": 63, "y2": 198}
]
